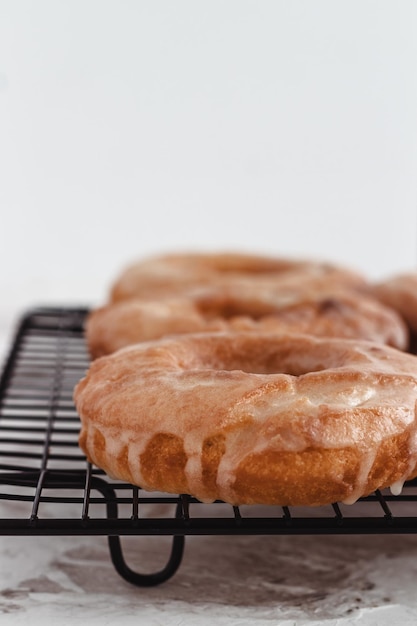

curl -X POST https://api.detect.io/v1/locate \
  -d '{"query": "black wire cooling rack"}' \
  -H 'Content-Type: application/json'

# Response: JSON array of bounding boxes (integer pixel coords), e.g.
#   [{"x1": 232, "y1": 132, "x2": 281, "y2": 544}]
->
[{"x1": 2, "y1": 307, "x2": 417, "y2": 587}]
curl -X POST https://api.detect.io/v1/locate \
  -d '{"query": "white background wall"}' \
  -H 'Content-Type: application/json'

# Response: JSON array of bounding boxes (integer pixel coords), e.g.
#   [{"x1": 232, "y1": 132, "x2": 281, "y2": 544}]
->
[{"x1": 1, "y1": 1, "x2": 417, "y2": 341}]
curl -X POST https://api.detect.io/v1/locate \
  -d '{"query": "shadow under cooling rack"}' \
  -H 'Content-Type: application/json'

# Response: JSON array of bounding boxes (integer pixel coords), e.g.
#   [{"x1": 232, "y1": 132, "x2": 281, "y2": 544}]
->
[{"x1": 1, "y1": 307, "x2": 417, "y2": 586}]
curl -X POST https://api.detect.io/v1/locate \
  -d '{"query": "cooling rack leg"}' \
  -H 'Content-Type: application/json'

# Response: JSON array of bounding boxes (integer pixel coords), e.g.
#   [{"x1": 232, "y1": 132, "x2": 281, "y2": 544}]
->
[
  {"x1": 107, "y1": 499, "x2": 185, "y2": 587},
  {"x1": 108, "y1": 534, "x2": 185, "y2": 587}
]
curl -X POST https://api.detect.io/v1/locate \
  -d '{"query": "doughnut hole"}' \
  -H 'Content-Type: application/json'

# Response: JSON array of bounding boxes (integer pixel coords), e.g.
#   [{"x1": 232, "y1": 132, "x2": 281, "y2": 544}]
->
[
  {"x1": 195, "y1": 293, "x2": 278, "y2": 322},
  {"x1": 190, "y1": 336, "x2": 330, "y2": 376},
  {"x1": 196, "y1": 293, "x2": 349, "y2": 323}
]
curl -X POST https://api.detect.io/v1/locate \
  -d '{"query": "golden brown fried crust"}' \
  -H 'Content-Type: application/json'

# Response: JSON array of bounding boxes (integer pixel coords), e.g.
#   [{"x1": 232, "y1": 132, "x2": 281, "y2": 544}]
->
[
  {"x1": 86, "y1": 288, "x2": 408, "y2": 359},
  {"x1": 74, "y1": 332, "x2": 417, "y2": 506}
]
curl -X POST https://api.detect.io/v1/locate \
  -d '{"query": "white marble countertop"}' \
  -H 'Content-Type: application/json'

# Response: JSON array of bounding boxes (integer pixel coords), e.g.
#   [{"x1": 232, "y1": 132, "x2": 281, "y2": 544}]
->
[{"x1": 2, "y1": 519, "x2": 417, "y2": 626}]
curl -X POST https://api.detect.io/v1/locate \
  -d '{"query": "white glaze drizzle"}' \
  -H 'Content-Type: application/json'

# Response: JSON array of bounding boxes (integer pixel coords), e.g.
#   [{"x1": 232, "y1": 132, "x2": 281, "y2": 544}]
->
[
  {"x1": 390, "y1": 480, "x2": 405, "y2": 496},
  {"x1": 341, "y1": 447, "x2": 379, "y2": 505}
]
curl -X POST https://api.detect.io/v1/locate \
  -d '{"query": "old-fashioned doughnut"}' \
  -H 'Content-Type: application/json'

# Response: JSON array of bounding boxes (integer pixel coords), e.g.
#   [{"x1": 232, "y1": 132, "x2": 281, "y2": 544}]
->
[
  {"x1": 372, "y1": 272, "x2": 417, "y2": 334},
  {"x1": 86, "y1": 287, "x2": 408, "y2": 358},
  {"x1": 74, "y1": 332, "x2": 417, "y2": 506},
  {"x1": 110, "y1": 252, "x2": 367, "y2": 302}
]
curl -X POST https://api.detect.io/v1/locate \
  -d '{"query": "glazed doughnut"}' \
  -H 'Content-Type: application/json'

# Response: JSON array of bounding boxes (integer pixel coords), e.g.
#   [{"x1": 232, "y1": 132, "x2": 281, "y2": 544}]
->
[
  {"x1": 74, "y1": 332, "x2": 417, "y2": 506},
  {"x1": 110, "y1": 252, "x2": 367, "y2": 302},
  {"x1": 86, "y1": 287, "x2": 408, "y2": 358},
  {"x1": 372, "y1": 272, "x2": 417, "y2": 334}
]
